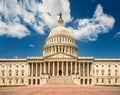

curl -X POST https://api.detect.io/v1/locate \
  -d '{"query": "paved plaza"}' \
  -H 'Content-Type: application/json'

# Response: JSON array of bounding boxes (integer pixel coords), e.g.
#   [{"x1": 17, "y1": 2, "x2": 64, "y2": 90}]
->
[{"x1": 0, "y1": 85, "x2": 120, "y2": 95}]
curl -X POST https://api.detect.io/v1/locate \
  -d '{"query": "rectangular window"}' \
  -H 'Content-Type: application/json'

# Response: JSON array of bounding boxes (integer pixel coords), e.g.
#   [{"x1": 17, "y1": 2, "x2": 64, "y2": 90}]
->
[
  {"x1": 102, "y1": 79, "x2": 104, "y2": 83},
  {"x1": 21, "y1": 79, "x2": 24, "y2": 83},
  {"x1": 115, "y1": 79, "x2": 117, "y2": 83},
  {"x1": 96, "y1": 78, "x2": 98, "y2": 83}
]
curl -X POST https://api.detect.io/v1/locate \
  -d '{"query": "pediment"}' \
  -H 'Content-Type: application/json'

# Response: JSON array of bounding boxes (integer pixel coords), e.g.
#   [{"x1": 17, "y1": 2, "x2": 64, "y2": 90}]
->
[{"x1": 44, "y1": 53, "x2": 77, "y2": 59}]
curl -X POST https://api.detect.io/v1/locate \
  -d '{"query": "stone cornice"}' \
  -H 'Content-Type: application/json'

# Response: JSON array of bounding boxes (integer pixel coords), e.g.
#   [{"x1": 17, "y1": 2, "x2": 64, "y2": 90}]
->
[
  {"x1": 94, "y1": 58, "x2": 120, "y2": 62},
  {"x1": 78, "y1": 56, "x2": 94, "y2": 59},
  {"x1": 0, "y1": 58, "x2": 26, "y2": 62}
]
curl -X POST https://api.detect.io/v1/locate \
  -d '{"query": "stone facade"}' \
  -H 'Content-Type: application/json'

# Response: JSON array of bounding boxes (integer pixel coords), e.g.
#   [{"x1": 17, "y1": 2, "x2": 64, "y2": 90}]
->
[{"x1": 0, "y1": 14, "x2": 120, "y2": 86}]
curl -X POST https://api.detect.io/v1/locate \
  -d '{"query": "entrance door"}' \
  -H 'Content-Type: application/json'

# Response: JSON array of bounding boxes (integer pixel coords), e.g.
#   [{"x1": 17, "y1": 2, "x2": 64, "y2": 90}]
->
[{"x1": 59, "y1": 70, "x2": 62, "y2": 76}]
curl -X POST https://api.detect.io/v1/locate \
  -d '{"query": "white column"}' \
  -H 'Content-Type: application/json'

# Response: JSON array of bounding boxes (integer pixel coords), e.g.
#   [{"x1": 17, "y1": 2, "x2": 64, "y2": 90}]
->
[
  {"x1": 75, "y1": 62, "x2": 77, "y2": 74},
  {"x1": 79, "y1": 63, "x2": 81, "y2": 76},
  {"x1": 87, "y1": 63, "x2": 89, "y2": 76},
  {"x1": 40, "y1": 63, "x2": 42, "y2": 75},
  {"x1": 65, "y1": 46, "x2": 66, "y2": 53},
  {"x1": 31, "y1": 63, "x2": 33, "y2": 76},
  {"x1": 66, "y1": 62, "x2": 68, "y2": 76},
  {"x1": 71, "y1": 61, "x2": 72, "y2": 75},
  {"x1": 62, "y1": 61, "x2": 64, "y2": 76},
  {"x1": 53, "y1": 62, "x2": 55, "y2": 76},
  {"x1": 48, "y1": 62, "x2": 50, "y2": 75},
  {"x1": 55, "y1": 46, "x2": 56, "y2": 53},
  {"x1": 90, "y1": 63, "x2": 92, "y2": 76},
  {"x1": 44, "y1": 62, "x2": 46, "y2": 74},
  {"x1": 39, "y1": 63, "x2": 40, "y2": 76},
  {"x1": 83, "y1": 63, "x2": 85, "y2": 76},
  {"x1": 36, "y1": 63, "x2": 37, "y2": 76},
  {"x1": 57, "y1": 61, "x2": 59, "y2": 76}
]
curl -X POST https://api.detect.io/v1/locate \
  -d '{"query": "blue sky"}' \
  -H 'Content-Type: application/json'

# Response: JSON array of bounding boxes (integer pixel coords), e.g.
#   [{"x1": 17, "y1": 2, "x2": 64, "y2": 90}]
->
[{"x1": 0, "y1": 0, "x2": 120, "y2": 58}]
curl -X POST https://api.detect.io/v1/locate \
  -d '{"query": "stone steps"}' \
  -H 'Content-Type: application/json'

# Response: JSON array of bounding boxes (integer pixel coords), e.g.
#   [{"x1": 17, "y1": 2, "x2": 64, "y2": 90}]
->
[{"x1": 47, "y1": 76, "x2": 75, "y2": 85}]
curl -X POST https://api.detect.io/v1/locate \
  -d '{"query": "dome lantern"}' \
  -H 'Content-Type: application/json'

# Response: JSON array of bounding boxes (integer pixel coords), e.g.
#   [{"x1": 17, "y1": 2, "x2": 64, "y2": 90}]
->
[{"x1": 57, "y1": 12, "x2": 64, "y2": 26}]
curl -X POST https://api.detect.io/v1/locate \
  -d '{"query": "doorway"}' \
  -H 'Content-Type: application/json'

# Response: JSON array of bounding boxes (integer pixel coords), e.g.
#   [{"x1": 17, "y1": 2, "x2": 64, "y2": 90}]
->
[{"x1": 59, "y1": 70, "x2": 62, "y2": 76}]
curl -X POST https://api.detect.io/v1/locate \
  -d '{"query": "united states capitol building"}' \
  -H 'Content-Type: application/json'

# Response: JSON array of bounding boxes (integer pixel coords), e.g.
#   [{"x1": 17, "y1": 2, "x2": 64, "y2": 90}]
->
[{"x1": 0, "y1": 14, "x2": 120, "y2": 86}]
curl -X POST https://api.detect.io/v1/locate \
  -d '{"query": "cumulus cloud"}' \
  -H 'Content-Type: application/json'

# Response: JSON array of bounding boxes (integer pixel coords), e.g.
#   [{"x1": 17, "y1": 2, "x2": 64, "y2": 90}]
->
[
  {"x1": 0, "y1": 1, "x2": 115, "y2": 41},
  {"x1": 0, "y1": 0, "x2": 71, "y2": 38},
  {"x1": 70, "y1": 4, "x2": 115, "y2": 41},
  {"x1": 114, "y1": 31, "x2": 120, "y2": 38}
]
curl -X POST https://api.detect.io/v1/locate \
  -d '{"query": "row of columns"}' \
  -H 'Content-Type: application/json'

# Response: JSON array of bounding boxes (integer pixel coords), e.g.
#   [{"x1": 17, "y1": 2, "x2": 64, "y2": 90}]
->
[
  {"x1": 29, "y1": 62, "x2": 92, "y2": 77},
  {"x1": 43, "y1": 45, "x2": 77, "y2": 56},
  {"x1": 47, "y1": 37, "x2": 74, "y2": 44}
]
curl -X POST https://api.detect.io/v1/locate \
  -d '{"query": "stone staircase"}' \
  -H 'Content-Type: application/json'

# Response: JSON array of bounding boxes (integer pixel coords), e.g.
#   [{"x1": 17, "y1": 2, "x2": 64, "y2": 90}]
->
[{"x1": 47, "y1": 76, "x2": 75, "y2": 85}]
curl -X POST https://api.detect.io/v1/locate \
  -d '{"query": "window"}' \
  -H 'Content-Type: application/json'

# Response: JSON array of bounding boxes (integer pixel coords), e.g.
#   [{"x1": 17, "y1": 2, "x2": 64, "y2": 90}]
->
[
  {"x1": 102, "y1": 79, "x2": 104, "y2": 83},
  {"x1": 108, "y1": 79, "x2": 111, "y2": 83},
  {"x1": 21, "y1": 70, "x2": 24, "y2": 76},
  {"x1": 2, "y1": 65, "x2": 5, "y2": 68},
  {"x1": 96, "y1": 70, "x2": 99, "y2": 75},
  {"x1": 101, "y1": 70, "x2": 104, "y2": 75},
  {"x1": 102, "y1": 65, "x2": 104, "y2": 67},
  {"x1": 115, "y1": 78, "x2": 117, "y2": 83},
  {"x1": 16, "y1": 70, "x2": 19, "y2": 76},
  {"x1": 2, "y1": 70, "x2": 5, "y2": 76},
  {"x1": 115, "y1": 65, "x2": 117, "y2": 67},
  {"x1": 2, "y1": 79, "x2": 5, "y2": 83},
  {"x1": 96, "y1": 65, "x2": 98, "y2": 67},
  {"x1": 9, "y1": 80, "x2": 12, "y2": 84},
  {"x1": 115, "y1": 70, "x2": 118, "y2": 76},
  {"x1": 16, "y1": 79, "x2": 18, "y2": 83},
  {"x1": 16, "y1": 65, "x2": 19, "y2": 68},
  {"x1": 9, "y1": 70, "x2": 12, "y2": 76},
  {"x1": 21, "y1": 79, "x2": 24, "y2": 83},
  {"x1": 108, "y1": 65, "x2": 110, "y2": 67},
  {"x1": 108, "y1": 69, "x2": 111, "y2": 76},
  {"x1": 10, "y1": 65, "x2": 12, "y2": 68},
  {"x1": 96, "y1": 78, "x2": 98, "y2": 83}
]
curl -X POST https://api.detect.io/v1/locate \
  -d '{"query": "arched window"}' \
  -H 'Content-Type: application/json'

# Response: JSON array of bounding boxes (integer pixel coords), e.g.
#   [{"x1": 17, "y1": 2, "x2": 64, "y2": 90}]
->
[
  {"x1": 33, "y1": 79, "x2": 35, "y2": 85},
  {"x1": 89, "y1": 79, "x2": 92, "y2": 84},
  {"x1": 37, "y1": 79, "x2": 40, "y2": 84},
  {"x1": 9, "y1": 80, "x2": 12, "y2": 84},
  {"x1": 21, "y1": 79, "x2": 24, "y2": 83},
  {"x1": 102, "y1": 79, "x2": 104, "y2": 83},
  {"x1": 16, "y1": 78, "x2": 18, "y2": 84},
  {"x1": 81, "y1": 79, "x2": 83, "y2": 85},
  {"x1": 28, "y1": 79, "x2": 31, "y2": 85},
  {"x1": 108, "y1": 79, "x2": 111, "y2": 84},
  {"x1": 96, "y1": 78, "x2": 98, "y2": 83}
]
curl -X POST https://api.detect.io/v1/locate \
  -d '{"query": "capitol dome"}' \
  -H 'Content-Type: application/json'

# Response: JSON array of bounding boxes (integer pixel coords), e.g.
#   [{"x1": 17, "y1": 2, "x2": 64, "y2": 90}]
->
[{"x1": 43, "y1": 13, "x2": 78, "y2": 57}]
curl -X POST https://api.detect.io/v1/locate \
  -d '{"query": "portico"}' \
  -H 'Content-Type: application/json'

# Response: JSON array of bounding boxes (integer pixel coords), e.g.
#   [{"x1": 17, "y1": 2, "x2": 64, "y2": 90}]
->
[{"x1": 28, "y1": 61, "x2": 93, "y2": 77}]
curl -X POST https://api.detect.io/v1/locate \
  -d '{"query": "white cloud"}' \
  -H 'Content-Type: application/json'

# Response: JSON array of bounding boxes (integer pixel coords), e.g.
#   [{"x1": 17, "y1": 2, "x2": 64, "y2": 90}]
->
[
  {"x1": 29, "y1": 44, "x2": 35, "y2": 48},
  {"x1": 0, "y1": 1, "x2": 115, "y2": 41},
  {"x1": 114, "y1": 31, "x2": 120, "y2": 38},
  {"x1": 70, "y1": 4, "x2": 115, "y2": 41},
  {"x1": 0, "y1": 0, "x2": 71, "y2": 38}
]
